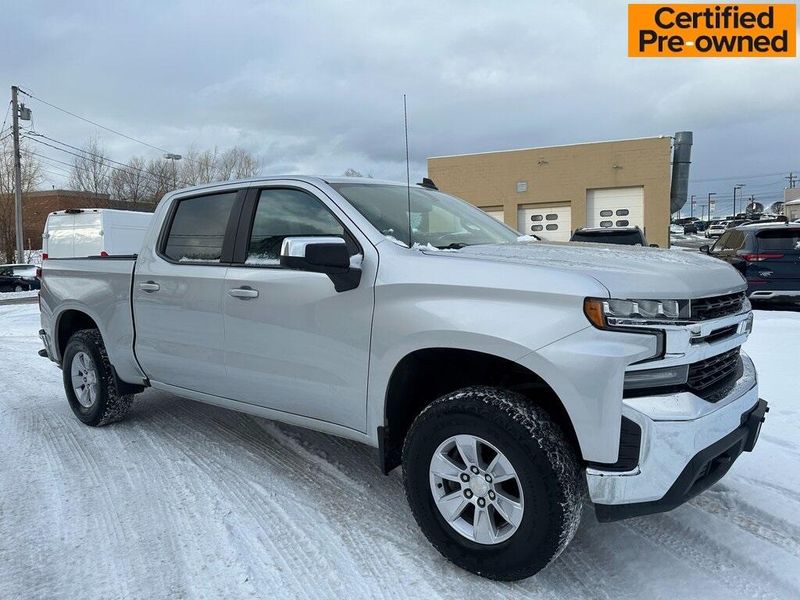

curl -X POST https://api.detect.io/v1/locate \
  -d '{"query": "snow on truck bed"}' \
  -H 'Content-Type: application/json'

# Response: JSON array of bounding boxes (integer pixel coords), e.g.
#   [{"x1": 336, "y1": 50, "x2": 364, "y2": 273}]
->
[{"x1": 1, "y1": 303, "x2": 798, "y2": 599}]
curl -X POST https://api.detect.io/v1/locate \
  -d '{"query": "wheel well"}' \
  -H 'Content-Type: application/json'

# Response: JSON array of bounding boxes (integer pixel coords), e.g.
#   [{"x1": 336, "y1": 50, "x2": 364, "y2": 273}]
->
[
  {"x1": 380, "y1": 348, "x2": 581, "y2": 474},
  {"x1": 56, "y1": 310, "x2": 98, "y2": 360}
]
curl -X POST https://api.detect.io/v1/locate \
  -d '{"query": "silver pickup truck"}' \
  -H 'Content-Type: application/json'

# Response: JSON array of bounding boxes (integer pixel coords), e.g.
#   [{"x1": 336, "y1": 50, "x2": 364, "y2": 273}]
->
[{"x1": 39, "y1": 176, "x2": 767, "y2": 580}]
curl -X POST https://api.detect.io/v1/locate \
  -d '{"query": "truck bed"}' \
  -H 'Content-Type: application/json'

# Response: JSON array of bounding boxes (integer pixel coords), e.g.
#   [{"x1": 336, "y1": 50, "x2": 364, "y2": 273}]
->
[{"x1": 39, "y1": 257, "x2": 146, "y2": 385}]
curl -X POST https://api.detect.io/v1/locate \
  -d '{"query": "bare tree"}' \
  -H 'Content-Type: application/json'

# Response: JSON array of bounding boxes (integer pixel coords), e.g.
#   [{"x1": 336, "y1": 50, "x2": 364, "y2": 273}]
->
[
  {"x1": 68, "y1": 137, "x2": 111, "y2": 196},
  {"x1": 178, "y1": 147, "x2": 217, "y2": 187},
  {"x1": 110, "y1": 156, "x2": 151, "y2": 205},
  {"x1": 218, "y1": 147, "x2": 260, "y2": 180},
  {"x1": 143, "y1": 158, "x2": 174, "y2": 204},
  {"x1": 343, "y1": 168, "x2": 372, "y2": 178},
  {"x1": 179, "y1": 146, "x2": 261, "y2": 187},
  {"x1": 0, "y1": 137, "x2": 43, "y2": 261}
]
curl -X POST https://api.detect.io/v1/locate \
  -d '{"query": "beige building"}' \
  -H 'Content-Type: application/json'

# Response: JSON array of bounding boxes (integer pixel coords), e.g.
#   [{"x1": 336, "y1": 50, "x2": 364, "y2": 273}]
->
[{"x1": 428, "y1": 136, "x2": 673, "y2": 247}]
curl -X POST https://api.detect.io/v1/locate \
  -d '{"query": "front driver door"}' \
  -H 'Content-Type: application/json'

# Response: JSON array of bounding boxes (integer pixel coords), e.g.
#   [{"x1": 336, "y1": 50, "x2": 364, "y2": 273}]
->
[{"x1": 222, "y1": 183, "x2": 375, "y2": 432}]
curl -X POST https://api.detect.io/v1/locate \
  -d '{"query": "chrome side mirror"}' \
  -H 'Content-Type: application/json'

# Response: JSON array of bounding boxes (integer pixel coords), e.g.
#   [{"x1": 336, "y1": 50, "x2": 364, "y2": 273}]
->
[{"x1": 280, "y1": 236, "x2": 361, "y2": 292}]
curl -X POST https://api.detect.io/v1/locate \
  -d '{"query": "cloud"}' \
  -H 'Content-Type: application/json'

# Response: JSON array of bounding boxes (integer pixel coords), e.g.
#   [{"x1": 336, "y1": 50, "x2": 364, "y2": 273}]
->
[{"x1": 2, "y1": 0, "x2": 797, "y2": 205}]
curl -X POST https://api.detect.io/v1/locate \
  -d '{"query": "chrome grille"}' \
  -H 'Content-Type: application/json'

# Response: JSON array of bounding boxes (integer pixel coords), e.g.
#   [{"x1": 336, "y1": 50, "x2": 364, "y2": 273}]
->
[
  {"x1": 690, "y1": 292, "x2": 746, "y2": 321},
  {"x1": 687, "y1": 347, "x2": 741, "y2": 393}
]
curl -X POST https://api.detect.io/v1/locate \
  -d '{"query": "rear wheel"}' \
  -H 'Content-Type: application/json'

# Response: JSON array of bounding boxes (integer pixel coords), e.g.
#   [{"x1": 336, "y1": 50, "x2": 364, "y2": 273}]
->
[
  {"x1": 62, "y1": 329, "x2": 135, "y2": 426},
  {"x1": 14, "y1": 284, "x2": 23, "y2": 292},
  {"x1": 402, "y1": 386, "x2": 583, "y2": 580}
]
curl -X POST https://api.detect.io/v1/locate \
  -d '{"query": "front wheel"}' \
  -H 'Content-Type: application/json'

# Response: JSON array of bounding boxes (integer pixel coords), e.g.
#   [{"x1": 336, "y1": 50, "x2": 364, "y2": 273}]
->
[
  {"x1": 62, "y1": 329, "x2": 135, "y2": 426},
  {"x1": 402, "y1": 386, "x2": 583, "y2": 581}
]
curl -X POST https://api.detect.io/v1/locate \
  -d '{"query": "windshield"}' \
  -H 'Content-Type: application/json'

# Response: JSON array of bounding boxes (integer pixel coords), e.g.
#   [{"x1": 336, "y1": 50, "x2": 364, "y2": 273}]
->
[
  {"x1": 571, "y1": 230, "x2": 644, "y2": 245},
  {"x1": 330, "y1": 183, "x2": 521, "y2": 248}
]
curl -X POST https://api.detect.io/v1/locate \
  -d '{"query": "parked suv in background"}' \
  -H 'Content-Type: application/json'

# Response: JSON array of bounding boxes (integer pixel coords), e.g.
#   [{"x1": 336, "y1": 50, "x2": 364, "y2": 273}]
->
[
  {"x1": 705, "y1": 223, "x2": 800, "y2": 303},
  {"x1": 570, "y1": 226, "x2": 651, "y2": 246}
]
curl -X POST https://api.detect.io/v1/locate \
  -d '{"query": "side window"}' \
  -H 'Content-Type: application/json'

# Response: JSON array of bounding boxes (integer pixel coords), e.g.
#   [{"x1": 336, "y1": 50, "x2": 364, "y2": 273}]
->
[
  {"x1": 246, "y1": 188, "x2": 346, "y2": 265},
  {"x1": 720, "y1": 231, "x2": 744, "y2": 251},
  {"x1": 164, "y1": 192, "x2": 237, "y2": 263},
  {"x1": 712, "y1": 231, "x2": 730, "y2": 252}
]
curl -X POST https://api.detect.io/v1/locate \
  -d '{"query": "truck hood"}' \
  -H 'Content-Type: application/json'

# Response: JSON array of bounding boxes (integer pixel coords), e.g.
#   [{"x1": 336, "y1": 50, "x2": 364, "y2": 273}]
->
[{"x1": 432, "y1": 242, "x2": 746, "y2": 298}]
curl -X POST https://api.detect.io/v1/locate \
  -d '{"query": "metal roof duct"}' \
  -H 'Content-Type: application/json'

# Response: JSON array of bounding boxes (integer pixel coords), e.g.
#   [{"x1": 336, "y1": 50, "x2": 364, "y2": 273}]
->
[{"x1": 670, "y1": 131, "x2": 693, "y2": 214}]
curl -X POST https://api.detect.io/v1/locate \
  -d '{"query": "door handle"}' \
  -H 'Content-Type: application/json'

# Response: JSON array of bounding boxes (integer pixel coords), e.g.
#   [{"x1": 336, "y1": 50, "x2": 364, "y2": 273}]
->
[
  {"x1": 228, "y1": 287, "x2": 259, "y2": 299},
  {"x1": 139, "y1": 281, "x2": 160, "y2": 293}
]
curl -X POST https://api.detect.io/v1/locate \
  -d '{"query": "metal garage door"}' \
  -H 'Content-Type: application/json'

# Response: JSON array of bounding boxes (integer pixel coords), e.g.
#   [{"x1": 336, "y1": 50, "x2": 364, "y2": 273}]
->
[
  {"x1": 586, "y1": 187, "x2": 644, "y2": 229},
  {"x1": 517, "y1": 205, "x2": 572, "y2": 242},
  {"x1": 481, "y1": 207, "x2": 505, "y2": 223}
]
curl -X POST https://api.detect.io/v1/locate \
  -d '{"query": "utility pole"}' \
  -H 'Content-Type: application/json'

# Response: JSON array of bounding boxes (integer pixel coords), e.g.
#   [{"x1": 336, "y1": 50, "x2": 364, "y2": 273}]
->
[
  {"x1": 787, "y1": 172, "x2": 797, "y2": 189},
  {"x1": 164, "y1": 153, "x2": 182, "y2": 190},
  {"x1": 690, "y1": 194, "x2": 695, "y2": 218},
  {"x1": 11, "y1": 86, "x2": 24, "y2": 263},
  {"x1": 733, "y1": 184, "x2": 744, "y2": 217}
]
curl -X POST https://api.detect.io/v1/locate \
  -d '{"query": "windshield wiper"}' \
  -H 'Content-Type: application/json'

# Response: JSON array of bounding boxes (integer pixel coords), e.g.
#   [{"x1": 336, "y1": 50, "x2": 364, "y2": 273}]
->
[{"x1": 434, "y1": 242, "x2": 471, "y2": 250}]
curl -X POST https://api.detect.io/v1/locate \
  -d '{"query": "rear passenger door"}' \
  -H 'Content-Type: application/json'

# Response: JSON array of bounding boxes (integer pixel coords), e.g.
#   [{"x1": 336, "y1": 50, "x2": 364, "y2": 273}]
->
[
  {"x1": 221, "y1": 182, "x2": 375, "y2": 431},
  {"x1": 133, "y1": 187, "x2": 244, "y2": 397}
]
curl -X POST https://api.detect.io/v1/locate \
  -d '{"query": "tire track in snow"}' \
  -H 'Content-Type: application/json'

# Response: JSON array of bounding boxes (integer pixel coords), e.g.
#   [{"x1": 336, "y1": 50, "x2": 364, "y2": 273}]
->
[
  {"x1": 689, "y1": 486, "x2": 800, "y2": 558},
  {"x1": 142, "y1": 403, "x2": 377, "y2": 599},
  {"x1": 623, "y1": 510, "x2": 797, "y2": 600}
]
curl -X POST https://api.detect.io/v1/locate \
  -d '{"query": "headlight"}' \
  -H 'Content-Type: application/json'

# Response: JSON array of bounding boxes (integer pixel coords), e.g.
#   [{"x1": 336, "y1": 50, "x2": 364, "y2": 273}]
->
[
  {"x1": 584, "y1": 297, "x2": 691, "y2": 328},
  {"x1": 624, "y1": 365, "x2": 689, "y2": 390}
]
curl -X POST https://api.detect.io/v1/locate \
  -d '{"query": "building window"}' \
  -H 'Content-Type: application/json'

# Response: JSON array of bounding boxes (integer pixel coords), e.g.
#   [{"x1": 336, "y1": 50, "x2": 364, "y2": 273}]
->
[
  {"x1": 600, "y1": 220, "x2": 613, "y2": 228},
  {"x1": 532, "y1": 225, "x2": 544, "y2": 232},
  {"x1": 616, "y1": 209, "x2": 629, "y2": 216},
  {"x1": 545, "y1": 213, "x2": 558, "y2": 221},
  {"x1": 531, "y1": 214, "x2": 543, "y2": 221},
  {"x1": 600, "y1": 209, "x2": 613, "y2": 217},
  {"x1": 516, "y1": 181, "x2": 528, "y2": 193},
  {"x1": 546, "y1": 224, "x2": 558, "y2": 231},
  {"x1": 616, "y1": 220, "x2": 629, "y2": 227}
]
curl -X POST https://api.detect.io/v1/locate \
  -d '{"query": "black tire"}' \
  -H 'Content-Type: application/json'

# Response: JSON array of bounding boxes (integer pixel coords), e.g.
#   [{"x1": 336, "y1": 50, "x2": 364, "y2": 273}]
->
[
  {"x1": 402, "y1": 386, "x2": 583, "y2": 581},
  {"x1": 62, "y1": 329, "x2": 135, "y2": 426}
]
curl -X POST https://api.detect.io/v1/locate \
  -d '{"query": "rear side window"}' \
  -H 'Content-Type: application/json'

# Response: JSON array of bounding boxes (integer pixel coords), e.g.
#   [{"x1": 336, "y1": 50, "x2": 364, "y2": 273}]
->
[
  {"x1": 719, "y1": 230, "x2": 745, "y2": 251},
  {"x1": 757, "y1": 229, "x2": 800, "y2": 251},
  {"x1": 246, "y1": 188, "x2": 346, "y2": 265},
  {"x1": 163, "y1": 192, "x2": 237, "y2": 263}
]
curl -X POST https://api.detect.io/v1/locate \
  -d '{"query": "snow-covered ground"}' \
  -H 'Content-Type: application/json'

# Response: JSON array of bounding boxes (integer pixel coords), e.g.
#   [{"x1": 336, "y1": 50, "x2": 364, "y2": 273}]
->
[
  {"x1": 1, "y1": 304, "x2": 798, "y2": 599},
  {"x1": 0, "y1": 290, "x2": 39, "y2": 301}
]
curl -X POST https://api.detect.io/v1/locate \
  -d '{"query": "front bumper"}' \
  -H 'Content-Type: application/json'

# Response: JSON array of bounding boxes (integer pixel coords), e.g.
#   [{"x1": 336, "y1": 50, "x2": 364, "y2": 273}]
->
[{"x1": 587, "y1": 352, "x2": 767, "y2": 521}]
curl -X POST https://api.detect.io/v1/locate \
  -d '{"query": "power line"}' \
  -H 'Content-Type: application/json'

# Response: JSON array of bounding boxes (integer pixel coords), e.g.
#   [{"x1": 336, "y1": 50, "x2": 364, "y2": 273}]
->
[
  {"x1": 689, "y1": 170, "x2": 793, "y2": 183},
  {"x1": 24, "y1": 136, "x2": 155, "y2": 179},
  {"x1": 0, "y1": 101, "x2": 10, "y2": 137},
  {"x1": 17, "y1": 87, "x2": 174, "y2": 156},
  {"x1": 26, "y1": 131, "x2": 152, "y2": 175},
  {"x1": 29, "y1": 150, "x2": 164, "y2": 187}
]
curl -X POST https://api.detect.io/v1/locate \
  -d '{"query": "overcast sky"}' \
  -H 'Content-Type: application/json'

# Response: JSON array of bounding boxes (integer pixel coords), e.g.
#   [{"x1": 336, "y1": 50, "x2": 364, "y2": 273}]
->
[{"x1": 3, "y1": 0, "x2": 798, "y2": 215}]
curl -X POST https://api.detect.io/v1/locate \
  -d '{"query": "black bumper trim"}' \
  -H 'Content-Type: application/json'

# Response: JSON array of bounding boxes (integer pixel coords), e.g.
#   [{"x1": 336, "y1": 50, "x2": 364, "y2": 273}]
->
[{"x1": 594, "y1": 399, "x2": 768, "y2": 523}]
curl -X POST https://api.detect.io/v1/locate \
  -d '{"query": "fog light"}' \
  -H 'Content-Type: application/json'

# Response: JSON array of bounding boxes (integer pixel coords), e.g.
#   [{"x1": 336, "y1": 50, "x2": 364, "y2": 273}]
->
[{"x1": 623, "y1": 365, "x2": 689, "y2": 390}]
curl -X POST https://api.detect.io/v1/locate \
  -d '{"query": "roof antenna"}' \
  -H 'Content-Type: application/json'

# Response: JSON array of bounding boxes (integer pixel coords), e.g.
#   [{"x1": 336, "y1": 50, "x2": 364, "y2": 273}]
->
[{"x1": 404, "y1": 94, "x2": 412, "y2": 248}]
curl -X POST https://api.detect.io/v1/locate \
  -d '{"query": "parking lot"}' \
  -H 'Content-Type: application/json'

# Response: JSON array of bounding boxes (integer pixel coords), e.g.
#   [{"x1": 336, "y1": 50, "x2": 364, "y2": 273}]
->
[{"x1": 1, "y1": 302, "x2": 798, "y2": 600}]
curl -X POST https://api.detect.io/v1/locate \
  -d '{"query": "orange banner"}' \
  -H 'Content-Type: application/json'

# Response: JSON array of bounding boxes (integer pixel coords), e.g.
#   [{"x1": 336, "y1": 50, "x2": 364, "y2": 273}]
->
[{"x1": 628, "y1": 3, "x2": 797, "y2": 57}]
